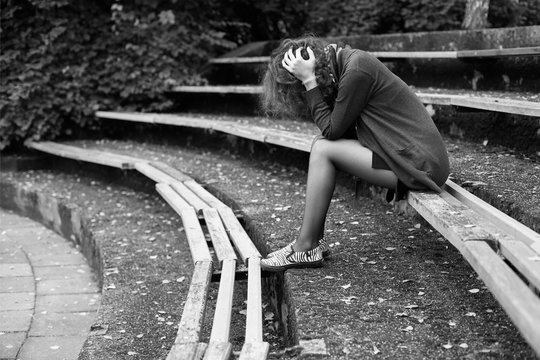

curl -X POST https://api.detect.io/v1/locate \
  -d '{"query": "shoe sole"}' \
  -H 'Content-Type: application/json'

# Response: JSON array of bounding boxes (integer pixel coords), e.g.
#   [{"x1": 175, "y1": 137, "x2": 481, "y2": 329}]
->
[
  {"x1": 261, "y1": 259, "x2": 324, "y2": 272},
  {"x1": 268, "y1": 248, "x2": 331, "y2": 258}
]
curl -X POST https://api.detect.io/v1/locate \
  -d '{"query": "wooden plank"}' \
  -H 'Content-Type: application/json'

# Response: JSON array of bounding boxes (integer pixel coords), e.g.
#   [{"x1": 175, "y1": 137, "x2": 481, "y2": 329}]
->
[
  {"x1": 203, "y1": 208, "x2": 237, "y2": 262},
  {"x1": 174, "y1": 261, "x2": 213, "y2": 344},
  {"x1": 151, "y1": 161, "x2": 194, "y2": 182},
  {"x1": 245, "y1": 257, "x2": 264, "y2": 343},
  {"x1": 215, "y1": 123, "x2": 268, "y2": 143},
  {"x1": 216, "y1": 40, "x2": 267, "y2": 59},
  {"x1": 370, "y1": 50, "x2": 458, "y2": 59},
  {"x1": 157, "y1": 183, "x2": 193, "y2": 210},
  {"x1": 438, "y1": 190, "x2": 540, "y2": 292},
  {"x1": 207, "y1": 46, "x2": 540, "y2": 65},
  {"x1": 27, "y1": 141, "x2": 137, "y2": 169},
  {"x1": 183, "y1": 180, "x2": 230, "y2": 211},
  {"x1": 457, "y1": 46, "x2": 540, "y2": 58},
  {"x1": 217, "y1": 207, "x2": 262, "y2": 263},
  {"x1": 156, "y1": 183, "x2": 212, "y2": 263},
  {"x1": 498, "y1": 240, "x2": 540, "y2": 292},
  {"x1": 209, "y1": 259, "x2": 236, "y2": 342},
  {"x1": 168, "y1": 85, "x2": 540, "y2": 117},
  {"x1": 167, "y1": 342, "x2": 207, "y2": 360},
  {"x1": 239, "y1": 342, "x2": 270, "y2": 360},
  {"x1": 209, "y1": 56, "x2": 270, "y2": 64},
  {"x1": 415, "y1": 92, "x2": 454, "y2": 105},
  {"x1": 170, "y1": 181, "x2": 211, "y2": 213},
  {"x1": 449, "y1": 96, "x2": 540, "y2": 117},
  {"x1": 444, "y1": 180, "x2": 540, "y2": 253},
  {"x1": 202, "y1": 341, "x2": 232, "y2": 360},
  {"x1": 263, "y1": 133, "x2": 313, "y2": 153},
  {"x1": 154, "y1": 114, "x2": 224, "y2": 130},
  {"x1": 135, "y1": 162, "x2": 178, "y2": 184},
  {"x1": 407, "y1": 190, "x2": 496, "y2": 247},
  {"x1": 95, "y1": 111, "x2": 156, "y2": 123},
  {"x1": 416, "y1": 92, "x2": 540, "y2": 117},
  {"x1": 461, "y1": 241, "x2": 540, "y2": 356},
  {"x1": 172, "y1": 85, "x2": 262, "y2": 94}
]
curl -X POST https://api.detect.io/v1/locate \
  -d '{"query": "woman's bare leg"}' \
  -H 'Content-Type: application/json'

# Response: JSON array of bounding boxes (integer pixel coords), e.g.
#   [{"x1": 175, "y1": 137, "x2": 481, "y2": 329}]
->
[{"x1": 293, "y1": 138, "x2": 397, "y2": 252}]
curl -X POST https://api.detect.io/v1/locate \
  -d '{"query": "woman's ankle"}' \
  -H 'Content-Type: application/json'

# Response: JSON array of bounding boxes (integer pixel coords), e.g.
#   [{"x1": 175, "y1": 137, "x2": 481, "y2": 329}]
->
[{"x1": 292, "y1": 239, "x2": 318, "y2": 252}]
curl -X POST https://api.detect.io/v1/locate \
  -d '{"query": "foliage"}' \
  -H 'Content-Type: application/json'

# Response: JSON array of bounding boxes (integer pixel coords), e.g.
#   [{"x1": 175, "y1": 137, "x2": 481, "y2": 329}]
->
[
  {"x1": 302, "y1": 0, "x2": 539, "y2": 37},
  {"x1": 1, "y1": 0, "x2": 538, "y2": 150},
  {"x1": 0, "y1": 0, "x2": 247, "y2": 150}
]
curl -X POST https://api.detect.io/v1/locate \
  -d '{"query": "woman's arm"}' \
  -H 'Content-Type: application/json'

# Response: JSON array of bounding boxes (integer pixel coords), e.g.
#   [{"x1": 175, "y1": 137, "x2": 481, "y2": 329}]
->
[{"x1": 305, "y1": 68, "x2": 375, "y2": 140}]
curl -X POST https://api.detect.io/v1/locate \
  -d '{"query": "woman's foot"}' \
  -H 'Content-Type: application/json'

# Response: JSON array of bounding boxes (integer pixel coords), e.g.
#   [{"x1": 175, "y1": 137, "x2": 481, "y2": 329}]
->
[
  {"x1": 261, "y1": 246, "x2": 324, "y2": 272},
  {"x1": 266, "y1": 237, "x2": 331, "y2": 258}
]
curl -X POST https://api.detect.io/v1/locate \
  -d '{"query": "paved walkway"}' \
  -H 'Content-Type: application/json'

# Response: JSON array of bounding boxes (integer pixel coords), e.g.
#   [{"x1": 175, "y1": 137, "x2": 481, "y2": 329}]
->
[{"x1": 0, "y1": 208, "x2": 101, "y2": 360}]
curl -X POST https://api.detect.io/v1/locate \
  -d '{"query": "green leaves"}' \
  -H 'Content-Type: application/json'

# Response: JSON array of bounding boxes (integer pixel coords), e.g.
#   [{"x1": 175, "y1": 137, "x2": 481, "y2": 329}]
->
[{"x1": 0, "y1": 0, "x2": 248, "y2": 150}]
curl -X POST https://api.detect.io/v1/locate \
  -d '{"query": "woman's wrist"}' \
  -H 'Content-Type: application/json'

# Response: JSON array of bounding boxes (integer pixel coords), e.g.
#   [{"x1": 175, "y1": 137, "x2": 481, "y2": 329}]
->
[{"x1": 302, "y1": 76, "x2": 317, "y2": 90}]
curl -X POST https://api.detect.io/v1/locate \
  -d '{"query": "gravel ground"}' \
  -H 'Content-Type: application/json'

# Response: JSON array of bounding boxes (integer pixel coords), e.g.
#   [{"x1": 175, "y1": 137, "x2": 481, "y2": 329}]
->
[{"x1": 1, "y1": 130, "x2": 538, "y2": 359}]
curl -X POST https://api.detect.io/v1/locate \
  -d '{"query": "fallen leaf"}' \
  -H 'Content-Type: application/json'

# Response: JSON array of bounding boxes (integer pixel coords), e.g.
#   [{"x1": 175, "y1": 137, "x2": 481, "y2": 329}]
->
[
  {"x1": 128, "y1": 351, "x2": 137, "y2": 355},
  {"x1": 385, "y1": 247, "x2": 396, "y2": 251},
  {"x1": 459, "y1": 343, "x2": 469, "y2": 348},
  {"x1": 442, "y1": 343, "x2": 453, "y2": 349},
  {"x1": 264, "y1": 312, "x2": 274, "y2": 320},
  {"x1": 162, "y1": 279, "x2": 170, "y2": 284},
  {"x1": 324, "y1": 276, "x2": 335, "y2": 279},
  {"x1": 239, "y1": 309, "x2": 247, "y2": 315},
  {"x1": 176, "y1": 277, "x2": 186, "y2": 283},
  {"x1": 395, "y1": 312, "x2": 408, "y2": 317},
  {"x1": 401, "y1": 326, "x2": 413, "y2": 332},
  {"x1": 468, "y1": 288, "x2": 480, "y2": 293},
  {"x1": 340, "y1": 296, "x2": 358, "y2": 304},
  {"x1": 465, "y1": 312, "x2": 476, "y2": 317},
  {"x1": 449, "y1": 321, "x2": 456, "y2": 327},
  {"x1": 372, "y1": 344, "x2": 380, "y2": 355},
  {"x1": 404, "y1": 304, "x2": 418, "y2": 309},
  {"x1": 341, "y1": 283, "x2": 351, "y2": 289}
]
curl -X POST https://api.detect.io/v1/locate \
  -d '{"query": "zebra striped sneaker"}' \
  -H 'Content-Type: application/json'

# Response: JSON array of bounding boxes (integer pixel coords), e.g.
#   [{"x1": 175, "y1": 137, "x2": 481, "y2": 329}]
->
[
  {"x1": 267, "y1": 238, "x2": 331, "y2": 258},
  {"x1": 261, "y1": 246, "x2": 324, "y2": 272}
]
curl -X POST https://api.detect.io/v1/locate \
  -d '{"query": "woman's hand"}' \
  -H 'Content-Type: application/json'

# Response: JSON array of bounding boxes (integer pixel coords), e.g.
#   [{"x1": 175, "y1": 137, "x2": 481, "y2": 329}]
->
[{"x1": 281, "y1": 47, "x2": 316, "y2": 86}]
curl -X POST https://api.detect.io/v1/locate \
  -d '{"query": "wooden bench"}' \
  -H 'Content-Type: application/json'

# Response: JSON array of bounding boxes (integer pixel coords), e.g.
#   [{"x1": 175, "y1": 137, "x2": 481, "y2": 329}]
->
[
  {"x1": 26, "y1": 141, "x2": 269, "y2": 360},
  {"x1": 208, "y1": 46, "x2": 540, "y2": 63},
  {"x1": 167, "y1": 85, "x2": 540, "y2": 118},
  {"x1": 90, "y1": 111, "x2": 540, "y2": 355}
]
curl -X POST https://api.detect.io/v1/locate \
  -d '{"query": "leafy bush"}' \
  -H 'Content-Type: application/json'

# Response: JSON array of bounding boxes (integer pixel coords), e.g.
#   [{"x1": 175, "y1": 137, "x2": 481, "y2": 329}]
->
[
  {"x1": 0, "y1": 0, "x2": 246, "y2": 150},
  {"x1": 303, "y1": 0, "x2": 538, "y2": 37}
]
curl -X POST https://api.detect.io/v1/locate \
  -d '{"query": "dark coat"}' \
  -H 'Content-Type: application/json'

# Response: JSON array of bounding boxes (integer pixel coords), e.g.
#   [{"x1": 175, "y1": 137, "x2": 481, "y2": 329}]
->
[{"x1": 304, "y1": 47, "x2": 450, "y2": 193}]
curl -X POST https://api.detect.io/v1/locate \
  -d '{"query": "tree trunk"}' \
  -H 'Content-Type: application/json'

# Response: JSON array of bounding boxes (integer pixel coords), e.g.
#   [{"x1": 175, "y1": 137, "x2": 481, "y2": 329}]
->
[{"x1": 462, "y1": 0, "x2": 491, "y2": 29}]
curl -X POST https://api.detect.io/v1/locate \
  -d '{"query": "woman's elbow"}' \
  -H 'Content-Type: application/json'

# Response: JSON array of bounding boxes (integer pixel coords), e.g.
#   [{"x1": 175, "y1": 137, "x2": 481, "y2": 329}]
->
[{"x1": 321, "y1": 128, "x2": 341, "y2": 140}]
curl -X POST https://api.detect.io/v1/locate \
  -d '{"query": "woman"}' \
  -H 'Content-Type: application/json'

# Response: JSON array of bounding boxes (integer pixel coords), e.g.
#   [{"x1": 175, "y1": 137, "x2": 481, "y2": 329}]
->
[{"x1": 260, "y1": 36, "x2": 449, "y2": 271}]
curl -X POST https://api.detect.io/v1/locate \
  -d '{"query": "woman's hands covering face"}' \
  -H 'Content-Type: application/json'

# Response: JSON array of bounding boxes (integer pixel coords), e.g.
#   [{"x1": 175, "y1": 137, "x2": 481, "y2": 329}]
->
[{"x1": 281, "y1": 46, "x2": 316, "y2": 83}]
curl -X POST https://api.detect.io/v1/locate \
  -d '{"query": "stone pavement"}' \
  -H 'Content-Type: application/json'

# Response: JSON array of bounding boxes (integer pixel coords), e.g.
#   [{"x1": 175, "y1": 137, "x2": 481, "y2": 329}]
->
[{"x1": 0, "y1": 208, "x2": 101, "y2": 360}]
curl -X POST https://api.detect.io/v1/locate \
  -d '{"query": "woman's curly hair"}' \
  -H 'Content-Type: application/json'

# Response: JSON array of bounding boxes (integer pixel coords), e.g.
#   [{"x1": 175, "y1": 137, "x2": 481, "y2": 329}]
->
[{"x1": 260, "y1": 35, "x2": 337, "y2": 120}]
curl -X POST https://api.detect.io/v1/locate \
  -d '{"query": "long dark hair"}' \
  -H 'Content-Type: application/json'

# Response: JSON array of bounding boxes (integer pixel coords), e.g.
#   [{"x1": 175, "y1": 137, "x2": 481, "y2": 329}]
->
[{"x1": 260, "y1": 35, "x2": 337, "y2": 120}]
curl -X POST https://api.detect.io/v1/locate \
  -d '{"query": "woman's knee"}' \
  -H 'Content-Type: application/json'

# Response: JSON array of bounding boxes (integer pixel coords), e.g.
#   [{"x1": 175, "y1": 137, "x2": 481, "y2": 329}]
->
[{"x1": 310, "y1": 137, "x2": 332, "y2": 158}]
